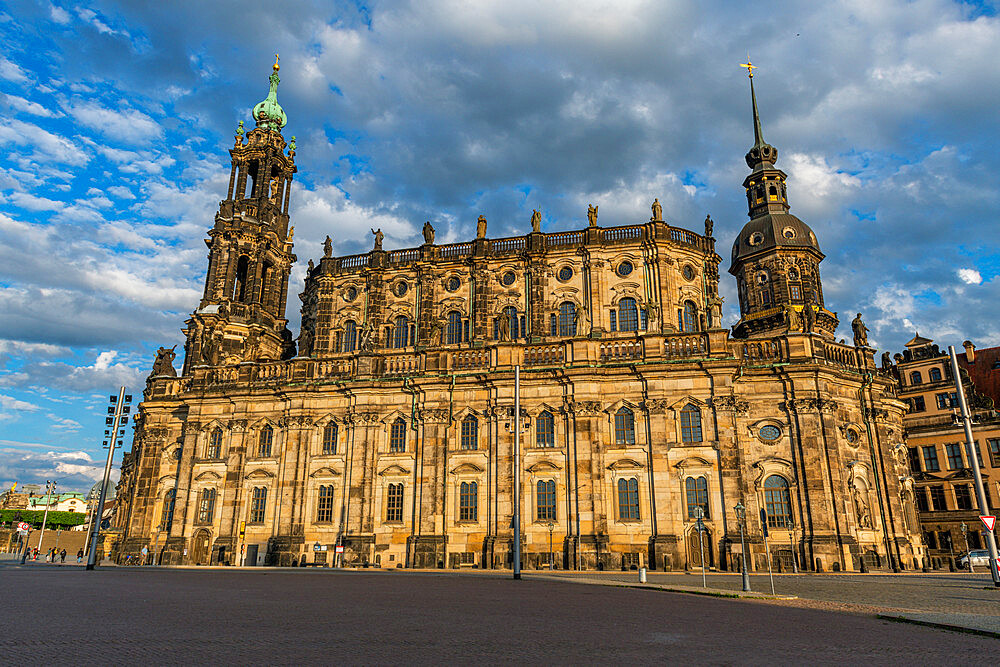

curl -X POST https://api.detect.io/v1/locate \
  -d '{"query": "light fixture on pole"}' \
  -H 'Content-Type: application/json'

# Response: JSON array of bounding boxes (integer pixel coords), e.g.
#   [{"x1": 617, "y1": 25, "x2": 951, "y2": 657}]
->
[
  {"x1": 87, "y1": 387, "x2": 131, "y2": 570},
  {"x1": 693, "y1": 506, "x2": 707, "y2": 588},
  {"x1": 734, "y1": 502, "x2": 751, "y2": 592},
  {"x1": 37, "y1": 479, "x2": 56, "y2": 552},
  {"x1": 513, "y1": 365, "x2": 521, "y2": 580}
]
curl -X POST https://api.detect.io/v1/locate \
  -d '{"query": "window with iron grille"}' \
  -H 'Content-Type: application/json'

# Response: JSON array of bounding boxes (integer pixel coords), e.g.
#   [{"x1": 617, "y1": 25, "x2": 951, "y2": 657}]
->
[
  {"x1": 386, "y1": 483, "x2": 404, "y2": 522},
  {"x1": 763, "y1": 476, "x2": 791, "y2": 527},
  {"x1": 250, "y1": 486, "x2": 267, "y2": 523},
  {"x1": 536, "y1": 480, "x2": 556, "y2": 521},
  {"x1": 207, "y1": 429, "x2": 222, "y2": 459},
  {"x1": 685, "y1": 477, "x2": 710, "y2": 519},
  {"x1": 459, "y1": 481, "x2": 477, "y2": 521},
  {"x1": 390, "y1": 418, "x2": 406, "y2": 453},
  {"x1": 680, "y1": 404, "x2": 702, "y2": 442},
  {"x1": 618, "y1": 297, "x2": 638, "y2": 332},
  {"x1": 197, "y1": 488, "x2": 216, "y2": 524},
  {"x1": 343, "y1": 320, "x2": 357, "y2": 352},
  {"x1": 921, "y1": 445, "x2": 940, "y2": 472},
  {"x1": 945, "y1": 443, "x2": 963, "y2": 470},
  {"x1": 558, "y1": 301, "x2": 576, "y2": 337},
  {"x1": 615, "y1": 407, "x2": 635, "y2": 445},
  {"x1": 929, "y1": 485, "x2": 947, "y2": 511},
  {"x1": 618, "y1": 477, "x2": 639, "y2": 520},
  {"x1": 322, "y1": 423, "x2": 337, "y2": 455},
  {"x1": 461, "y1": 415, "x2": 478, "y2": 450},
  {"x1": 317, "y1": 485, "x2": 334, "y2": 522},
  {"x1": 447, "y1": 311, "x2": 463, "y2": 344},
  {"x1": 258, "y1": 426, "x2": 273, "y2": 457},
  {"x1": 536, "y1": 411, "x2": 555, "y2": 448}
]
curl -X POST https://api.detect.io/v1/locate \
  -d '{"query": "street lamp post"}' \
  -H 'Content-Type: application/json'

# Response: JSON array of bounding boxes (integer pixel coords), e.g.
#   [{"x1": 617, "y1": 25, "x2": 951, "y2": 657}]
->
[
  {"x1": 693, "y1": 506, "x2": 707, "y2": 588},
  {"x1": 37, "y1": 480, "x2": 56, "y2": 553},
  {"x1": 961, "y1": 522, "x2": 973, "y2": 573},
  {"x1": 87, "y1": 387, "x2": 131, "y2": 570},
  {"x1": 513, "y1": 365, "x2": 521, "y2": 580},
  {"x1": 734, "y1": 502, "x2": 751, "y2": 592},
  {"x1": 547, "y1": 521, "x2": 555, "y2": 570},
  {"x1": 789, "y1": 519, "x2": 798, "y2": 574}
]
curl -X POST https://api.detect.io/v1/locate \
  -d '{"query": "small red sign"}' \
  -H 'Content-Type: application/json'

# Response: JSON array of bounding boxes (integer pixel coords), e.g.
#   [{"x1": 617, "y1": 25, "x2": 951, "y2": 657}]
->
[
  {"x1": 981, "y1": 515, "x2": 996, "y2": 532},
  {"x1": 17, "y1": 522, "x2": 29, "y2": 531},
  {"x1": 335, "y1": 545, "x2": 345, "y2": 554}
]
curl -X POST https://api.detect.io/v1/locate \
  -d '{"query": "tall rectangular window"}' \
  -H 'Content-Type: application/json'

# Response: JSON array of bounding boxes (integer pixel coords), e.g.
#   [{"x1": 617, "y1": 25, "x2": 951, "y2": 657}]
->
[
  {"x1": 317, "y1": 485, "x2": 334, "y2": 522},
  {"x1": 461, "y1": 416, "x2": 478, "y2": 450},
  {"x1": 618, "y1": 478, "x2": 639, "y2": 520},
  {"x1": 790, "y1": 285, "x2": 801, "y2": 300},
  {"x1": 536, "y1": 411, "x2": 555, "y2": 448},
  {"x1": 680, "y1": 404, "x2": 702, "y2": 443},
  {"x1": 390, "y1": 418, "x2": 406, "y2": 453},
  {"x1": 989, "y1": 439, "x2": 1000, "y2": 467},
  {"x1": 322, "y1": 423, "x2": 337, "y2": 455},
  {"x1": 558, "y1": 302, "x2": 577, "y2": 337},
  {"x1": 160, "y1": 490, "x2": 176, "y2": 531},
  {"x1": 922, "y1": 446, "x2": 940, "y2": 472},
  {"x1": 207, "y1": 429, "x2": 222, "y2": 459},
  {"x1": 929, "y1": 485, "x2": 947, "y2": 511},
  {"x1": 685, "y1": 477, "x2": 709, "y2": 519},
  {"x1": 945, "y1": 443, "x2": 963, "y2": 470},
  {"x1": 386, "y1": 483, "x2": 404, "y2": 522},
  {"x1": 258, "y1": 426, "x2": 273, "y2": 458},
  {"x1": 536, "y1": 480, "x2": 556, "y2": 521},
  {"x1": 907, "y1": 447, "x2": 921, "y2": 473},
  {"x1": 912, "y1": 396, "x2": 926, "y2": 412},
  {"x1": 197, "y1": 488, "x2": 216, "y2": 524},
  {"x1": 250, "y1": 487, "x2": 267, "y2": 523},
  {"x1": 954, "y1": 484, "x2": 973, "y2": 510},
  {"x1": 915, "y1": 488, "x2": 929, "y2": 512},
  {"x1": 459, "y1": 481, "x2": 477, "y2": 521}
]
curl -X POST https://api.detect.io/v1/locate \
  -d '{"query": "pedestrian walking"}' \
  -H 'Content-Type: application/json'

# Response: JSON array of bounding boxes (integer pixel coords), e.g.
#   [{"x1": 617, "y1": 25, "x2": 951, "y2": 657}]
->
[
  {"x1": 45, "y1": 548, "x2": 51, "y2": 562},
  {"x1": 76, "y1": 548, "x2": 84, "y2": 564},
  {"x1": 32, "y1": 547, "x2": 38, "y2": 560},
  {"x1": 60, "y1": 548, "x2": 66, "y2": 564}
]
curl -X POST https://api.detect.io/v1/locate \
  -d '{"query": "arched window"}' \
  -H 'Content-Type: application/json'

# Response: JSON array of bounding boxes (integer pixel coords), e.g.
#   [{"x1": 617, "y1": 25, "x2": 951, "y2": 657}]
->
[
  {"x1": 685, "y1": 477, "x2": 709, "y2": 518},
  {"x1": 258, "y1": 425, "x2": 273, "y2": 457},
  {"x1": 680, "y1": 404, "x2": 702, "y2": 442},
  {"x1": 461, "y1": 415, "x2": 478, "y2": 450},
  {"x1": 160, "y1": 489, "x2": 176, "y2": 531},
  {"x1": 197, "y1": 488, "x2": 217, "y2": 524},
  {"x1": 386, "y1": 483, "x2": 404, "y2": 522},
  {"x1": 909, "y1": 371, "x2": 922, "y2": 385},
  {"x1": 618, "y1": 478, "x2": 639, "y2": 520},
  {"x1": 249, "y1": 486, "x2": 267, "y2": 523},
  {"x1": 343, "y1": 320, "x2": 357, "y2": 353},
  {"x1": 558, "y1": 301, "x2": 577, "y2": 337},
  {"x1": 615, "y1": 406, "x2": 635, "y2": 445},
  {"x1": 322, "y1": 423, "x2": 338, "y2": 455},
  {"x1": 316, "y1": 485, "x2": 334, "y2": 522},
  {"x1": 389, "y1": 418, "x2": 406, "y2": 452},
  {"x1": 207, "y1": 428, "x2": 222, "y2": 459},
  {"x1": 447, "y1": 311, "x2": 463, "y2": 344},
  {"x1": 618, "y1": 297, "x2": 638, "y2": 332},
  {"x1": 258, "y1": 261, "x2": 271, "y2": 304},
  {"x1": 393, "y1": 315, "x2": 410, "y2": 348},
  {"x1": 764, "y1": 475, "x2": 792, "y2": 527},
  {"x1": 536, "y1": 410, "x2": 555, "y2": 448},
  {"x1": 460, "y1": 481, "x2": 478, "y2": 521},
  {"x1": 233, "y1": 255, "x2": 250, "y2": 303},
  {"x1": 682, "y1": 301, "x2": 698, "y2": 332},
  {"x1": 929, "y1": 367, "x2": 942, "y2": 382},
  {"x1": 536, "y1": 480, "x2": 556, "y2": 521}
]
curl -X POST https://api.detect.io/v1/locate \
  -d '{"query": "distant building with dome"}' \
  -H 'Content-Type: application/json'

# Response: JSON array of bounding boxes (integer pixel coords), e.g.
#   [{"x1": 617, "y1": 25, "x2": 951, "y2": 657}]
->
[{"x1": 115, "y1": 61, "x2": 923, "y2": 573}]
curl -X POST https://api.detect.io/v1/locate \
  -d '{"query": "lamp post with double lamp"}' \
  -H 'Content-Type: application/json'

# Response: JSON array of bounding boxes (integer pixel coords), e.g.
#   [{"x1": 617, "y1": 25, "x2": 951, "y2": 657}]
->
[
  {"x1": 87, "y1": 387, "x2": 131, "y2": 570},
  {"x1": 36, "y1": 480, "x2": 56, "y2": 553},
  {"x1": 734, "y1": 502, "x2": 751, "y2": 592}
]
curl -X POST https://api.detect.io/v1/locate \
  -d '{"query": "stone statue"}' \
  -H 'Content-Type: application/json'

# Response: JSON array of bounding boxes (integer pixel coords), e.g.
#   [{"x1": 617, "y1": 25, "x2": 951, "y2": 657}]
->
[
  {"x1": 323, "y1": 235, "x2": 333, "y2": 258},
  {"x1": 371, "y1": 228, "x2": 384, "y2": 251},
  {"x1": 201, "y1": 325, "x2": 222, "y2": 366},
  {"x1": 475, "y1": 215, "x2": 487, "y2": 239},
  {"x1": 269, "y1": 174, "x2": 281, "y2": 202},
  {"x1": 853, "y1": 486, "x2": 873, "y2": 529},
  {"x1": 574, "y1": 305, "x2": 591, "y2": 335},
  {"x1": 287, "y1": 226, "x2": 294, "y2": 240},
  {"x1": 151, "y1": 346, "x2": 177, "y2": 377},
  {"x1": 880, "y1": 351, "x2": 891, "y2": 369},
  {"x1": 801, "y1": 302, "x2": 816, "y2": 333},
  {"x1": 308, "y1": 259, "x2": 314, "y2": 272},
  {"x1": 587, "y1": 204, "x2": 598, "y2": 227},
  {"x1": 530, "y1": 209, "x2": 541, "y2": 233},
  {"x1": 651, "y1": 198, "x2": 662, "y2": 222},
  {"x1": 359, "y1": 322, "x2": 376, "y2": 352},
  {"x1": 782, "y1": 303, "x2": 800, "y2": 332},
  {"x1": 704, "y1": 214, "x2": 714, "y2": 238},
  {"x1": 234, "y1": 120, "x2": 244, "y2": 147},
  {"x1": 422, "y1": 221, "x2": 435, "y2": 245},
  {"x1": 244, "y1": 329, "x2": 261, "y2": 362},
  {"x1": 497, "y1": 313, "x2": 511, "y2": 342},
  {"x1": 852, "y1": 313, "x2": 869, "y2": 348},
  {"x1": 707, "y1": 296, "x2": 723, "y2": 328}
]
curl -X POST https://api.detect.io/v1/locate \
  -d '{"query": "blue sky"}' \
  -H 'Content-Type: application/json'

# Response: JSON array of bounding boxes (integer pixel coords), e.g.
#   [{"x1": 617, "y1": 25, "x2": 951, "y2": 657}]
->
[{"x1": 1, "y1": 0, "x2": 999, "y2": 491}]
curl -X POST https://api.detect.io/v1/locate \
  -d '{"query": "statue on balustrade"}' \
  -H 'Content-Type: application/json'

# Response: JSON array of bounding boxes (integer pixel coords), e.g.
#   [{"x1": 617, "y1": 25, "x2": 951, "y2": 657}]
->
[
  {"x1": 422, "y1": 221, "x2": 435, "y2": 245},
  {"x1": 801, "y1": 302, "x2": 816, "y2": 334},
  {"x1": 574, "y1": 305, "x2": 591, "y2": 335},
  {"x1": 371, "y1": 228, "x2": 384, "y2": 251},
  {"x1": 151, "y1": 346, "x2": 177, "y2": 377},
  {"x1": 476, "y1": 215, "x2": 487, "y2": 239},
  {"x1": 359, "y1": 322, "x2": 376, "y2": 353},
  {"x1": 651, "y1": 198, "x2": 662, "y2": 222},
  {"x1": 704, "y1": 214, "x2": 714, "y2": 238},
  {"x1": 323, "y1": 235, "x2": 333, "y2": 258},
  {"x1": 587, "y1": 204, "x2": 598, "y2": 227},
  {"x1": 851, "y1": 313, "x2": 870, "y2": 348},
  {"x1": 782, "y1": 303, "x2": 800, "y2": 333},
  {"x1": 244, "y1": 329, "x2": 261, "y2": 362},
  {"x1": 530, "y1": 209, "x2": 541, "y2": 233}
]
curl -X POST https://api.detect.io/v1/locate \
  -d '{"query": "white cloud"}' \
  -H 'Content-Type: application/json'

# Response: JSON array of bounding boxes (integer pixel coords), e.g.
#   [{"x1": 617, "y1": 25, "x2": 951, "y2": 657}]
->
[
  {"x1": 958, "y1": 268, "x2": 982, "y2": 285},
  {"x1": 0, "y1": 56, "x2": 29, "y2": 84},
  {"x1": 1, "y1": 93, "x2": 60, "y2": 118},
  {"x1": 50, "y1": 4, "x2": 71, "y2": 24},
  {"x1": 67, "y1": 101, "x2": 163, "y2": 144},
  {"x1": 9, "y1": 192, "x2": 64, "y2": 212}
]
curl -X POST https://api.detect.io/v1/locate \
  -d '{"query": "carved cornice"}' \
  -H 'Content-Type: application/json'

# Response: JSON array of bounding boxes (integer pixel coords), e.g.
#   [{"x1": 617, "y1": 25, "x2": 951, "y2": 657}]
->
[
  {"x1": 279, "y1": 415, "x2": 313, "y2": 428},
  {"x1": 569, "y1": 401, "x2": 603, "y2": 416},
  {"x1": 642, "y1": 399, "x2": 670, "y2": 413},
  {"x1": 863, "y1": 407, "x2": 890, "y2": 421},
  {"x1": 712, "y1": 396, "x2": 750, "y2": 415},
  {"x1": 419, "y1": 408, "x2": 450, "y2": 424},
  {"x1": 782, "y1": 398, "x2": 837, "y2": 414},
  {"x1": 228, "y1": 419, "x2": 248, "y2": 431}
]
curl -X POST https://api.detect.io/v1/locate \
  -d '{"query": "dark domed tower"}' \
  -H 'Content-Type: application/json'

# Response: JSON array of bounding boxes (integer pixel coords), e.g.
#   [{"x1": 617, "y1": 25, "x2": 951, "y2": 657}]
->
[
  {"x1": 181, "y1": 56, "x2": 298, "y2": 373},
  {"x1": 729, "y1": 67, "x2": 837, "y2": 339}
]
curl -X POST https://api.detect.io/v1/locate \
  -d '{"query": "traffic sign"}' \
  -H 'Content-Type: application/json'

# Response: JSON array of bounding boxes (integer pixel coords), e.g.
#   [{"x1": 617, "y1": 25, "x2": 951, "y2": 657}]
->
[
  {"x1": 981, "y1": 515, "x2": 996, "y2": 532},
  {"x1": 335, "y1": 545, "x2": 344, "y2": 554},
  {"x1": 17, "y1": 521, "x2": 29, "y2": 531}
]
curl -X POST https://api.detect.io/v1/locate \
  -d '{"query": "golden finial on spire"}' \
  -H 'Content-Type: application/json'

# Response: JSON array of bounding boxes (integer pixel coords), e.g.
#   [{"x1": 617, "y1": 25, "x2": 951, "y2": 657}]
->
[
  {"x1": 273, "y1": 53, "x2": 280, "y2": 72},
  {"x1": 739, "y1": 59, "x2": 757, "y2": 78}
]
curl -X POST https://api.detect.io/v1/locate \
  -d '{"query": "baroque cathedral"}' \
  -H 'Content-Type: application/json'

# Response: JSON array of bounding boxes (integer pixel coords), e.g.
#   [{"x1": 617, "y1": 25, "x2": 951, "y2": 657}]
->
[{"x1": 117, "y1": 58, "x2": 924, "y2": 572}]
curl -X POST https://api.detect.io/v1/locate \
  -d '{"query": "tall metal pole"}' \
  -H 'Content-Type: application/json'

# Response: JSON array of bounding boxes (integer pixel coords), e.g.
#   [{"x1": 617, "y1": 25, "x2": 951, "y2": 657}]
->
[
  {"x1": 735, "y1": 502, "x2": 751, "y2": 591},
  {"x1": 789, "y1": 520, "x2": 798, "y2": 573},
  {"x1": 513, "y1": 366, "x2": 521, "y2": 580},
  {"x1": 947, "y1": 346, "x2": 1000, "y2": 587},
  {"x1": 88, "y1": 387, "x2": 124, "y2": 570},
  {"x1": 36, "y1": 480, "x2": 55, "y2": 552}
]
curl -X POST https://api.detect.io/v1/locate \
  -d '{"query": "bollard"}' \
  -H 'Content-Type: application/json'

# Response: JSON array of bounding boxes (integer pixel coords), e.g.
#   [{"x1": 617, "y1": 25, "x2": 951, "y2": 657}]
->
[{"x1": 639, "y1": 567, "x2": 647, "y2": 583}]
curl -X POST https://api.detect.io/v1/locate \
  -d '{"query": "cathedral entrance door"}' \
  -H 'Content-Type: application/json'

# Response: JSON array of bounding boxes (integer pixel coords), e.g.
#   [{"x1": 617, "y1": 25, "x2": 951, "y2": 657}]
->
[
  {"x1": 687, "y1": 527, "x2": 712, "y2": 569},
  {"x1": 192, "y1": 529, "x2": 211, "y2": 565}
]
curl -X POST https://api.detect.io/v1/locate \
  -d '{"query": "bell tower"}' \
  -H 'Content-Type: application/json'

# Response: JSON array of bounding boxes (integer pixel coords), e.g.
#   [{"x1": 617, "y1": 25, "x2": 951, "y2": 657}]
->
[
  {"x1": 729, "y1": 63, "x2": 837, "y2": 339},
  {"x1": 182, "y1": 55, "x2": 298, "y2": 373}
]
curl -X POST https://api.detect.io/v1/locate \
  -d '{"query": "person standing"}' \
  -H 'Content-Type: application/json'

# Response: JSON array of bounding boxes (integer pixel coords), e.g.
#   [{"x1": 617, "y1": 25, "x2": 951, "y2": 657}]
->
[
  {"x1": 76, "y1": 548, "x2": 84, "y2": 564},
  {"x1": 60, "y1": 548, "x2": 66, "y2": 564}
]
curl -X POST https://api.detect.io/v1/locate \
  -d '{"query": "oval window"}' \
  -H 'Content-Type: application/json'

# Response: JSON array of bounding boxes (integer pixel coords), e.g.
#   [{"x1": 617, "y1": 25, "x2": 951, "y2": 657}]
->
[
  {"x1": 846, "y1": 429, "x2": 859, "y2": 443},
  {"x1": 759, "y1": 425, "x2": 781, "y2": 441},
  {"x1": 558, "y1": 266, "x2": 573, "y2": 282},
  {"x1": 394, "y1": 281, "x2": 408, "y2": 297},
  {"x1": 447, "y1": 276, "x2": 460, "y2": 292},
  {"x1": 682, "y1": 265, "x2": 695, "y2": 281},
  {"x1": 749, "y1": 232, "x2": 764, "y2": 246},
  {"x1": 782, "y1": 227, "x2": 796, "y2": 239},
  {"x1": 501, "y1": 271, "x2": 516, "y2": 286},
  {"x1": 617, "y1": 261, "x2": 634, "y2": 277},
  {"x1": 345, "y1": 286, "x2": 357, "y2": 301}
]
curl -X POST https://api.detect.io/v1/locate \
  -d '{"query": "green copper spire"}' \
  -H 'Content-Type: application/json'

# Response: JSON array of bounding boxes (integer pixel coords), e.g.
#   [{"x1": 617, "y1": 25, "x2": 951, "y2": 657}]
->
[
  {"x1": 740, "y1": 60, "x2": 777, "y2": 170},
  {"x1": 252, "y1": 54, "x2": 287, "y2": 132}
]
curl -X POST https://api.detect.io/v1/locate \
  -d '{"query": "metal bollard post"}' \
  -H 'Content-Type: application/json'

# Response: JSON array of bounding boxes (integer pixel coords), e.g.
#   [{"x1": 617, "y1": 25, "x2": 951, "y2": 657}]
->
[{"x1": 639, "y1": 567, "x2": 647, "y2": 583}]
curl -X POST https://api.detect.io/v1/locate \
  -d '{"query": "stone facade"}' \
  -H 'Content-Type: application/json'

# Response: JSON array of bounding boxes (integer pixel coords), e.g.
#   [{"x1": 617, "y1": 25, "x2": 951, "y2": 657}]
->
[{"x1": 116, "y1": 66, "x2": 923, "y2": 572}]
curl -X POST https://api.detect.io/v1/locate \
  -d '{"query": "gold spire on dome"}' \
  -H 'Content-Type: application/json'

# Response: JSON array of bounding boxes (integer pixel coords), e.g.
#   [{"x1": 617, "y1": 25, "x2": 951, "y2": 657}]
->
[
  {"x1": 273, "y1": 53, "x2": 280, "y2": 72},
  {"x1": 739, "y1": 59, "x2": 757, "y2": 78}
]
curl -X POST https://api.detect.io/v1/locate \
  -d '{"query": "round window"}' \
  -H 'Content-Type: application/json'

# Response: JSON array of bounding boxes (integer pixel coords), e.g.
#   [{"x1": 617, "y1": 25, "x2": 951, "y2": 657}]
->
[
  {"x1": 846, "y1": 429, "x2": 859, "y2": 443},
  {"x1": 394, "y1": 281, "x2": 408, "y2": 297},
  {"x1": 345, "y1": 286, "x2": 357, "y2": 301},
  {"x1": 447, "y1": 276, "x2": 460, "y2": 292},
  {"x1": 759, "y1": 425, "x2": 781, "y2": 441},
  {"x1": 782, "y1": 227, "x2": 796, "y2": 239},
  {"x1": 617, "y1": 261, "x2": 634, "y2": 277},
  {"x1": 682, "y1": 265, "x2": 695, "y2": 281},
  {"x1": 558, "y1": 266, "x2": 573, "y2": 282},
  {"x1": 501, "y1": 271, "x2": 516, "y2": 286},
  {"x1": 749, "y1": 232, "x2": 764, "y2": 246}
]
